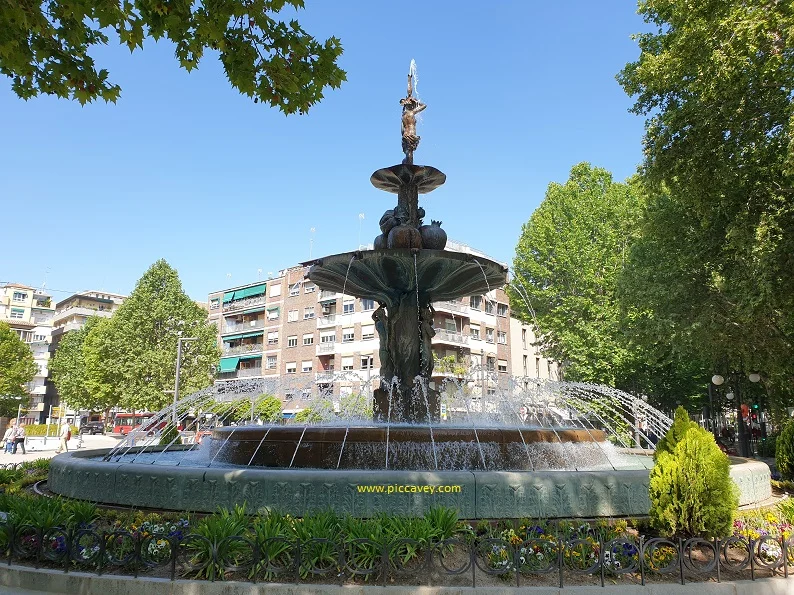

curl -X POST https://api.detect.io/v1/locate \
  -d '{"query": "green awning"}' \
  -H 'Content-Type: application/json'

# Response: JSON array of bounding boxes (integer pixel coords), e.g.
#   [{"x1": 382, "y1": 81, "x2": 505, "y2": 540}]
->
[
  {"x1": 219, "y1": 357, "x2": 240, "y2": 372},
  {"x1": 222, "y1": 333, "x2": 243, "y2": 342},
  {"x1": 222, "y1": 330, "x2": 263, "y2": 343},
  {"x1": 222, "y1": 291, "x2": 236, "y2": 303},
  {"x1": 238, "y1": 354, "x2": 262, "y2": 361},
  {"x1": 266, "y1": 305, "x2": 279, "y2": 311},
  {"x1": 240, "y1": 307, "x2": 265, "y2": 314},
  {"x1": 238, "y1": 283, "x2": 267, "y2": 299}
]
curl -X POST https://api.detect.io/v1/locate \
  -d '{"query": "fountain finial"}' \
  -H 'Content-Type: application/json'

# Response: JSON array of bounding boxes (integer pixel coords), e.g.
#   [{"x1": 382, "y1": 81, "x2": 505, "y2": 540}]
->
[{"x1": 400, "y1": 68, "x2": 426, "y2": 165}]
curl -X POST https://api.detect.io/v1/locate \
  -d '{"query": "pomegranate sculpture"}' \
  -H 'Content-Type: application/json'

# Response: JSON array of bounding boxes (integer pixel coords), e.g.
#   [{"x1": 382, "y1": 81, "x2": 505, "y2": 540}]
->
[{"x1": 419, "y1": 220, "x2": 447, "y2": 250}]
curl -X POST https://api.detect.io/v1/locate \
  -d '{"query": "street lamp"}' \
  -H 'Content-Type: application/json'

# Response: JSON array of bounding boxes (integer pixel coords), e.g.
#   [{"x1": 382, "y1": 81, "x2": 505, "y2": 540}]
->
[
  {"x1": 712, "y1": 370, "x2": 760, "y2": 457},
  {"x1": 174, "y1": 337, "x2": 198, "y2": 424}
]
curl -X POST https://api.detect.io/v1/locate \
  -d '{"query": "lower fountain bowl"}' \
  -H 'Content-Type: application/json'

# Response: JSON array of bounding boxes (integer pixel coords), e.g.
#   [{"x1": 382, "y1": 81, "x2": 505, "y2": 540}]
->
[{"x1": 210, "y1": 425, "x2": 609, "y2": 471}]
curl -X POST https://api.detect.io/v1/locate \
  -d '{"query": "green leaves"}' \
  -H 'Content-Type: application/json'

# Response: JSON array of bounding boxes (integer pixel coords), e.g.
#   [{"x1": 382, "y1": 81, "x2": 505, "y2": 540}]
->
[
  {"x1": 0, "y1": 321, "x2": 37, "y2": 417},
  {"x1": 0, "y1": 0, "x2": 345, "y2": 110}
]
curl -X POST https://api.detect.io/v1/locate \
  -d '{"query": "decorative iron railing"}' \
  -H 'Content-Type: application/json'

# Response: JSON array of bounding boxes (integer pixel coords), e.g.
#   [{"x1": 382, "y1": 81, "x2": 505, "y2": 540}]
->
[{"x1": 0, "y1": 521, "x2": 791, "y2": 587}]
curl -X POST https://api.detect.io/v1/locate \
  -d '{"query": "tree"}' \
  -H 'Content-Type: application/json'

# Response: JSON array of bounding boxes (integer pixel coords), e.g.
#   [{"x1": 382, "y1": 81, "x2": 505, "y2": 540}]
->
[
  {"x1": 1, "y1": 0, "x2": 345, "y2": 109},
  {"x1": 618, "y1": 0, "x2": 794, "y2": 409},
  {"x1": 50, "y1": 316, "x2": 117, "y2": 414},
  {"x1": 103, "y1": 259, "x2": 220, "y2": 412},
  {"x1": 0, "y1": 322, "x2": 36, "y2": 417}
]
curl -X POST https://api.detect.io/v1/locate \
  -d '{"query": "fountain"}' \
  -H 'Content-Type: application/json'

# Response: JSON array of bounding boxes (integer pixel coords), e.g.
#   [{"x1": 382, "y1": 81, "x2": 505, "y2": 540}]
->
[{"x1": 48, "y1": 67, "x2": 772, "y2": 518}]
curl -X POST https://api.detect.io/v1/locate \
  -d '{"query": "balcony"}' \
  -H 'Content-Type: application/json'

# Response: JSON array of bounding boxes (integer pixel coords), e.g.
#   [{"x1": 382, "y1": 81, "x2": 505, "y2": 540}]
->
[
  {"x1": 432, "y1": 329, "x2": 469, "y2": 345},
  {"x1": 223, "y1": 318, "x2": 265, "y2": 334},
  {"x1": 217, "y1": 367, "x2": 263, "y2": 380},
  {"x1": 222, "y1": 343, "x2": 264, "y2": 356},
  {"x1": 223, "y1": 295, "x2": 267, "y2": 312},
  {"x1": 318, "y1": 291, "x2": 338, "y2": 302},
  {"x1": 434, "y1": 300, "x2": 469, "y2": 315},
  {"x1": 317, "y1": 342, "x2": 336, "y2": 355},
  {"x1": 315, "y1": 371, "x2": 338, "y2": 382},
  {"x1": 317, "y1": 314, "x2": 337, "y2": 327}
]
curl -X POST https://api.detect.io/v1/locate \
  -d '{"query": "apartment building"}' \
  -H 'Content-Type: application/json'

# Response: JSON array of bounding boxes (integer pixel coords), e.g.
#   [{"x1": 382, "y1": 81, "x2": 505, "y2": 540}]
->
[
  {"x1": 209, "y1": 242, "x2": 556, "y2": 411},
  {"x1": 44, "y1": 291, "x2": 127, "y2": 423},
  {"x1": 509, "y1": 317, "x2": 559, "y2": 382},
  {"x1": 0, "y1": 283, "x2": 56, "y2": 421}
]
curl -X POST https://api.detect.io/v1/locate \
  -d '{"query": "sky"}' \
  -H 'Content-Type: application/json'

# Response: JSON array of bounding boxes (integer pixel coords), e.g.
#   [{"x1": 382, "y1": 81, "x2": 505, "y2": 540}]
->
[{"x1": 0, "y1": 1, "x2": 651, "y2": 302}]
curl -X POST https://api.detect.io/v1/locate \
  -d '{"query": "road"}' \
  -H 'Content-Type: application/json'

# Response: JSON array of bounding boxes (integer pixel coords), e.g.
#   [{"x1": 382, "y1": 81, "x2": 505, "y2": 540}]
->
[{"x1": 0, "y1": 433, "x2": 124, "y2": 465}]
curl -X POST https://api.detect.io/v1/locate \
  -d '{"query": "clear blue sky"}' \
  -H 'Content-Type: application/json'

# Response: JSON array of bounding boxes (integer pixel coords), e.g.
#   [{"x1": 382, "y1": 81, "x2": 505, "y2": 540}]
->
[{"x1": 0, "y1": 1, "x2": 649, "y2": 302}]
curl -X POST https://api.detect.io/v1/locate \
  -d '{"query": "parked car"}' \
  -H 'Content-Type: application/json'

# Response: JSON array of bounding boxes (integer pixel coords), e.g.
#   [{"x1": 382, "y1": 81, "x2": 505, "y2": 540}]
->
[{"x1": 79, "y1": 421, "x2": 105, "y2": 435}]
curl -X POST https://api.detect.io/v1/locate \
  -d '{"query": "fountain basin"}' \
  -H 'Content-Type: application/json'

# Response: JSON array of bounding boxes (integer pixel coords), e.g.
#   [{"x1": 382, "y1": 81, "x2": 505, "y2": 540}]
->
[
  {"x1": 48, "y1": 448, "x2": 771, "y2": 518},
  {"x1": 209, "y1": 425, "x2": 608, "y2": 470},
  {"x1": 307, "y1": 249, "x2": 507, "y2": 306}
]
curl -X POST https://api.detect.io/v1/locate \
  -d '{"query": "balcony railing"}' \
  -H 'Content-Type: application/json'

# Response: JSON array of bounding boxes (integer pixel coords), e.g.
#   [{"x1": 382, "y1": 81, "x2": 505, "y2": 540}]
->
[
  {"x1": 222, "y1": 295, "x2": 267, "y2": 312},
  {"x1": 223, "y1": 318, "x2": 265, "y2": 333},
  {"x1": 222, "y1": 343, "x2": 264, "y2": 356},
  {"x1": 433, "y1": 329, "x2": 469, "y2": 345},
  {"x1": 318, "y1": 291, "x2": 338, "y2": 301},
  {"x1": 317, "y1": 342, "x2": 335, "y2": 354},
  {"x1": 434, "y1": 300, "x2": 469, "y2": 315},
  {"x1": 238, "y1": 367, "x2": 263, "y2": 377},
  {"x1": 317, "y1": 314, "x2": 336, "y2": 326}
]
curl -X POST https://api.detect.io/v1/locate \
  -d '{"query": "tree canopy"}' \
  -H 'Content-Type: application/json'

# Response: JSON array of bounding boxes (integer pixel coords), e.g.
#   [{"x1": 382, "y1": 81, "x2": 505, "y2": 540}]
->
[
  {"x1": 617, "y1": 0, "x2": 794, "y2": 410},
  {"x1": 0, "y1": 0, "x2": 345, "y2": 109},
  {"x1": 0, "y1": 322, "x2": 36, "y2": 417}
]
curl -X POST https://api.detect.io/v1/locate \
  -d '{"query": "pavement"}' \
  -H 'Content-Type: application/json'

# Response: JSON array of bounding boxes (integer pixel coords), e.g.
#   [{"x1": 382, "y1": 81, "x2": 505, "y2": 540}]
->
[{"x1": 0, "y1": 433, "x2": 123, "y2": 465}]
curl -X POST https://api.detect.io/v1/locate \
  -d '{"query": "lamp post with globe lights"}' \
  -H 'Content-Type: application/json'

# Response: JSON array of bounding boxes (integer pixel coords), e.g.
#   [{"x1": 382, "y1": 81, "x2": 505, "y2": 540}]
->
[{"x1": 711, "y1": 371, "x2": 761, "y2": 457}]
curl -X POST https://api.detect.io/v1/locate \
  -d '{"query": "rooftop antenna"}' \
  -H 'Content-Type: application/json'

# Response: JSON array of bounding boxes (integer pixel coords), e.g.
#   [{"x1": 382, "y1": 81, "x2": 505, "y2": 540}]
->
[{"x1": 309, "y1": 227, "x2": 316, "y2": 259}]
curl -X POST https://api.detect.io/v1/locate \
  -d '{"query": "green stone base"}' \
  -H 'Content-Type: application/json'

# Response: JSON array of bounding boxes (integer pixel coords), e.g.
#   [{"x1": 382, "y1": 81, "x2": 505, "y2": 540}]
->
[{"x1": 48, "y1": 448, "x2": 771, "y2": 518}]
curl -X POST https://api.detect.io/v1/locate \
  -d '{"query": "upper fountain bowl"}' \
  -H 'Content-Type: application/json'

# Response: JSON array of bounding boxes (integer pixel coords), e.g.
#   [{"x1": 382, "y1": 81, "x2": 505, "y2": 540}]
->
[
  {"x1": 307, "y1": 249, "x2": 507, "y2": 308},
  {"x1": 370, "y1": 164, "x2": 446, "y2": 194}
]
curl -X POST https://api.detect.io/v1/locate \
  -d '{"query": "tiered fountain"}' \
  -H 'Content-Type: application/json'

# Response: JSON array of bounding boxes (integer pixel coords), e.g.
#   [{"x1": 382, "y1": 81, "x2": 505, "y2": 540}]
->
[{"x1": 48, "y1": 68, "x2": 771, "y2": 517}]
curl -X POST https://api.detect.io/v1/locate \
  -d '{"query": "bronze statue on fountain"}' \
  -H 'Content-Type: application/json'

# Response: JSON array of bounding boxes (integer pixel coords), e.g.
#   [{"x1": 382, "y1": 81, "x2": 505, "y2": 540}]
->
[{"x1": 307, "y1": 66, "x2": 507, "y2": 424}]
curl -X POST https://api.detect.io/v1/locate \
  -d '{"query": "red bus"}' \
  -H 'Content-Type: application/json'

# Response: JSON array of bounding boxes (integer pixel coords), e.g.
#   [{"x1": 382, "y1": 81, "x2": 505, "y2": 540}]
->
[{"x1": 112, "y1": 413, "x2": 154, "y2": 435}]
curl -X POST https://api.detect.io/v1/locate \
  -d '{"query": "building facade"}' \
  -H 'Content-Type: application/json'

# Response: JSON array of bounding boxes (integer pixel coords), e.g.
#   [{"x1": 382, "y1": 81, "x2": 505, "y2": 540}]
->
[
  {"x1": 44, "y1": 291, "x2": 127, "y2": 423},
  {"x1": 0, "y1": 283, "x2": 56, "y2": 422},
  {"x1": 209, "y1": 243, "x2": 558, "y2": 412}
]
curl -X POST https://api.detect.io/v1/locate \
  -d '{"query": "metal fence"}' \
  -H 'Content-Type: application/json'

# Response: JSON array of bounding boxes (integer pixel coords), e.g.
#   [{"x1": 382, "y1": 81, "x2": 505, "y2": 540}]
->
[{"x1": 0, "y1": 524, "x2": 792, "y2": 587}]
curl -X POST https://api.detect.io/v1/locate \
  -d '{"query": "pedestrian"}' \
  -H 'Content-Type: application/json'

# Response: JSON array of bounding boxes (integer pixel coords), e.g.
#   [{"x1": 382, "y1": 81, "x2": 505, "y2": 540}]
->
[
  {"x1": 3, "y1": 421, "x2": 15, "y2": 454},
  {"x1": 12, "y1": 423, "x2": 26, "y2": 455},
  {"x1": 55, "y1": 420, "x2": 71, "y2": 453}
]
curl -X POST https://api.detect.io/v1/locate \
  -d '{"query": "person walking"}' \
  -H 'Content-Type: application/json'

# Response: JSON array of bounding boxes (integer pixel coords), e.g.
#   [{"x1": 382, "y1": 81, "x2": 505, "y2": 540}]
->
[
  {"x1": 12, "y1": 423, "x2": 26, "y2": 455},
  {"x1": 55, "y1": 420, "x2": 71, "y2": 453},
  {"x1": 3, "y1": 422, "x2": 15, "y2": 454}
]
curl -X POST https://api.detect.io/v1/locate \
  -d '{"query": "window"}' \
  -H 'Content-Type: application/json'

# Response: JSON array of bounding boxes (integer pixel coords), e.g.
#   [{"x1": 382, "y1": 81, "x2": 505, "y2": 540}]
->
[
  {"x1": 535, "y1": 357, "x2": 540, "y2": 377},
  {"x1": 266, "y1": 355, "x2": 277, "y2": 370},
  {"x1": 469, "y1": 296, "x2": 482, "y2": 310},
  {"x1": 302, "y1": 360, "x2": 313, "y2": 373},
  {"x1": 523, "y1": 355, "x2": 528, "y2": 376},
  {"x1": 361, "y1": 298, "x2": 375, "y2": 311},
  {"x1": 320, "y1": 331, "x2": 336, "y2": 344},
  {"x1": 269, "y1": 284, "x2": 281, "y2": 297},
  {"x1": 303, "y1": 333, "x2": 314, "y2": 346},
  {"x1": 267, "y1": 307, "x2": 280, "y2": 321},
  {"x1": 342, "y1": 328, "x2": 355, "y2": 343},
  {"x1": 304, "y1": 307, "x2": 315, "y2": 320},
  {"x1": 343, "y1": 299, "x2": 355, "y2": 314},
  {"x1": 361, "y1": 324, "x2": 375, "y2": 340},
  {"x1": 497, "y1": 330, "x2": 507, "y2": 344},
  {"x1": 497, "y1": 303, "x2": 508, "y2": 317},
  {"x1": 498, "y1": 359, "x2": 508, "y2": 373},
  {"x1": 341, "y1": 356, "x2": 354, "y2": 371},
  {"x1": 486, "y1": 387, "x2": 496, "y2": 396},
  {"x1": 304, "y1": 282, "x2": 316, "y2": 293},
  {"x1": 547, "y1": 361, "x2": 553, "y2": 378},
  {"x1": 444, "y1": 319, "x2": 457, "y2": 332},
  {"x1": 470, "y1": 324, "x2": 480, "y2": 340},
  {"x1": 287, "y1": 335, "x2": 298, "y2": 348},
  {"x1": 486, "y1": 357, "x2": 496, "y2": 371},
  {"x1": 286, "y1": 362, "x2": 297, "y2": 374},
  {"x1": 486, "y1": 328, "x2": 494, "y2": 343},
  {"x1": 522, "y1": 329, "x2": 527, "y2": 349},
  {"x1": 361, "y1": 355, "x2": 374, "y2": 369},
  {"x1": 485, "y1": 300, "x2": 495, "y2": 315},
  {"x1": 10, "y1": 308, "x2": 24, "y2": 319},
  {"x1": 210, "y1": 298, "x2": 220, "y2": 310},
  {"x1": 267, "y1": 331, "x2": 279, "y2": 345},
  {"x1": 12, "y1": 292, "x2": 27, "y2": 302},
  {"x1": 288, "y1": 309, "x2": 299, "y2": 322},
  {"x1": 289, "y1": 282, "x2": 301, "y2": 297},
  {"x1": 33, "y1": 334, "x2": 46, "y2": 342},
  {"x1": 285, "y1": 391, "x2": 295, "y2": 401}
]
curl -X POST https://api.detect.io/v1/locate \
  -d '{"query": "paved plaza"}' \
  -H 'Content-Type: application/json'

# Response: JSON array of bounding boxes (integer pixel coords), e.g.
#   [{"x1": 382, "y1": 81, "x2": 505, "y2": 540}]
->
[{"x1": 0, "y1": 433, "x2": 122, "y2": 465}]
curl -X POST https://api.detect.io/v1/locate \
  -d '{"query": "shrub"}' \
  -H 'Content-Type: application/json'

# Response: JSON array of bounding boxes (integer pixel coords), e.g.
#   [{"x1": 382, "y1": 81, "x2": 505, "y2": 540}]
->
[
  {"x1": 757, "y1": 434, "x2": 777, "y2": 458},
  {"x1": 654, "y1": 406, "x2": 698, "y2": 461},
  {"x1": 649, "y1": 424, "x2": 738, "y2": 538},
  {"x1": 158, "y1": 422, "x2": 182, "y2": 446},
  {"x1": 776, "y1": 422, "x2": 794, "y2": 480}
]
